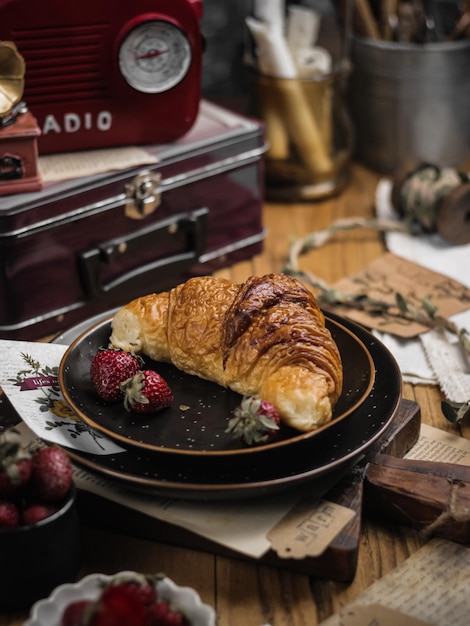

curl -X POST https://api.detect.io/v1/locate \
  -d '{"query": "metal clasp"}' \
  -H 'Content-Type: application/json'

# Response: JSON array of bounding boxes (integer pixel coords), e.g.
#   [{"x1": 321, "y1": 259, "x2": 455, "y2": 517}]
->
[{"x1": 125, "y1": 171, "x2": 161, "y2": 219}]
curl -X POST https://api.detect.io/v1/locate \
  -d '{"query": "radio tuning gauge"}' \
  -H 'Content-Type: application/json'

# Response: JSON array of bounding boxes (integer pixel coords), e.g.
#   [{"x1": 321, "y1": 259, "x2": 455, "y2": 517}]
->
[{"x1": 118, "y1": 18, "x2": 192, "y2": 94}]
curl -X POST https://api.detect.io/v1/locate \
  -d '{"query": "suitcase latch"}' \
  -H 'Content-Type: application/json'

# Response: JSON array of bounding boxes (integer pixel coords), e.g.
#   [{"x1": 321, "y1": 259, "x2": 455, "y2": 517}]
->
[{"x1": 125, "y1": 171, "x2": 161, "y2": 219}]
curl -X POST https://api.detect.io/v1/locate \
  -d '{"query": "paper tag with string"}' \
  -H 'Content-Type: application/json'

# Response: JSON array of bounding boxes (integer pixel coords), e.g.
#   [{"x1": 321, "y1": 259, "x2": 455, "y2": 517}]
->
[{"x1": 267, "y1": 497, "x2": 356, "y2": 558}]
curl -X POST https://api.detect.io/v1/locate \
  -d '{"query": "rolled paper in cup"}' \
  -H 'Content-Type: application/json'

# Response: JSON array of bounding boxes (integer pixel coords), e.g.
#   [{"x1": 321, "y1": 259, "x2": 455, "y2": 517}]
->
[
  {"x1": 247, "y1": 18, "x2": 333, "y2": 175},
  {"x1": 305, "y1": 74, "x2": 334, "y2": 157},
  {"x1": 247, "y1": 16, "x2": 292, "y2": 161},
  {"x1": 286, "y1": 6, "x2": 331, "y2": 77},
  {"x1": 253, "y1": 0, "x2": 285, "y2": 31},
  {"x1": 246, "y1": 16, "x2": 298, "y2": 78},
  {"x1": 273, "y1": 78, "x2": 333, "y2": 175},
  {"x1": 295, "y1": 46, "x2": 332, "y2": 77},
  {"x1": 257, "y1": 97, "x2": 290, "y2": 160},
  {"x1": 286, "y1": 5, "x2": 321, "y2": 50}
]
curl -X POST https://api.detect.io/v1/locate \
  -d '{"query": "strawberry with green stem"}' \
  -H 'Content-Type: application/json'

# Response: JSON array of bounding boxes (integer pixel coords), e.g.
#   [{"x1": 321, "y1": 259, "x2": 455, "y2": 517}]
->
[
  {"x1": 90, "y1": 348, "x2": 142, "y2": 402},
  {"x1": 122, "y1": 370, "x2": 173, "y2": 414},
  {"x1": 226, "y1": 395, "x2": 281, "y2": 446}
]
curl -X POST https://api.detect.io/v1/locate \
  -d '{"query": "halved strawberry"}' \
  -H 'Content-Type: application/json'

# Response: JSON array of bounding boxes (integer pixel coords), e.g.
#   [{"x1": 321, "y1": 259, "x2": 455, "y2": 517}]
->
[
  {"x1": 122, "y1": 370, "x2": 173, "y2": 414},
  {"x1": 226, "y1": 395, "x2": 281, "y2": 446}
]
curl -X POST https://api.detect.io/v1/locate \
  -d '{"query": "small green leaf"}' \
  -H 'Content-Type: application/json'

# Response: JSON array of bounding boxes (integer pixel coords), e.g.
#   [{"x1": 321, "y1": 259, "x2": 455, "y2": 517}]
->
[
  {"x1": 459, "y1": 329, "x2": 470, "y2": 355},
  {"x1": 441, "y1": 400, "x2": 470, "y2": 424},
  {"x1": 456, "y1": 401, "x2": 470, "y2": 423},
  {"x1": 421, "y1": 297, "x2": 437, "y2": 319},
  {"x1": 395, "y1": 292, "x2": 408, "y2": 313},
  {"x1": 441, "y1": 401, "x2": 460, "y2": 423}
]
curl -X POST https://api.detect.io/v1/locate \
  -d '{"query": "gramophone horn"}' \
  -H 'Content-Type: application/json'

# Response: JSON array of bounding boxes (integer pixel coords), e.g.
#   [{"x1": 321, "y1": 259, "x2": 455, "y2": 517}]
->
[{"x1": 0, "y1": 41, "x2": 25, "y2": 117}]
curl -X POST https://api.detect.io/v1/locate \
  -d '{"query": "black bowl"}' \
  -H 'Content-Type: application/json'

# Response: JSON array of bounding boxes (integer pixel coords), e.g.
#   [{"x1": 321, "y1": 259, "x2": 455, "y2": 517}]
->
[{"x1": 0, "y1": 484, "x2": 82, "y2": 610}]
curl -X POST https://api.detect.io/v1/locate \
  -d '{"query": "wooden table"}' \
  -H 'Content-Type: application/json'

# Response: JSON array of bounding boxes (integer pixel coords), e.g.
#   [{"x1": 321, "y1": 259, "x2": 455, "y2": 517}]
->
[{"x1": 1, "y1": 163, "x2": 468, "y2": 626}]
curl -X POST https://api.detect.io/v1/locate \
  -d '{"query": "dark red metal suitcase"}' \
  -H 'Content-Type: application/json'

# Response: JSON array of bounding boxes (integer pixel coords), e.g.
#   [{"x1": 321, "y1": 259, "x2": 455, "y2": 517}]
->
[{"x1": 0, "y1": 102, "x2": 266, "y2": 340}]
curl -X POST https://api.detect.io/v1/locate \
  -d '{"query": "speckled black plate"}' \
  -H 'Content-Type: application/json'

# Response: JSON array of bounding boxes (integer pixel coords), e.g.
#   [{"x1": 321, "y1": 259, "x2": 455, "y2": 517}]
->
[
  {"x1": 59, "y1": 316, "x2": 374, "y2": 457},
  {"x1": 55, "y1": 312, "x2": 401, "y2": 500}
]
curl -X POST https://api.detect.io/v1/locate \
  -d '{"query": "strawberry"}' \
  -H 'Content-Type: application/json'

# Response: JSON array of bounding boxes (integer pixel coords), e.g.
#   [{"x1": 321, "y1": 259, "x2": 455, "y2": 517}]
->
[
  {"x1": 122, "y1": 370, "x2": 173, "y2": 414},
  {"x1": 60, "y1": 574, "x2": 192, "y2": 626},
  {"x1": 21, "y1": 503, "x2": 58, "y2": 526},
  {"x1": 85, "y1": 575, "x2": 157, "y2": 626},
  {"x1": 31, "y1": 446, "x2": 73, "y2": 503},
  {"x1": 60, "y1": 600, "x2": 95, "y2": 626},
  {"x1": 100, "y1": 578, "x2": 157, "y2": 608},
  {"x1": 0, "y1": 431, "x2": 76, "y2": 528},
  {"x1": 147, "y1": 601, "x2": 190, "y2": 626},
  {"x1": 0, "y1": 500, "x2": 19, "y2": 528},
  {"x1": 88, "y1": 586, "x2": 149, "y2": 626},
  {"x1": 90, "y1": 348, "x2": 141, "y2": 402},
  {"x1": 0, "y1": 429, "x2": 32, "y2": 498},
  {"x1": 225, "y1": 395, "x2": 281, "y2": 446}
]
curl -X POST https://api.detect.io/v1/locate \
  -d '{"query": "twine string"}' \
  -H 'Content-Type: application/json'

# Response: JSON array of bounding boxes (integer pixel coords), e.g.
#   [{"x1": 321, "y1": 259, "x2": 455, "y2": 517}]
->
[
  {"x1": 398, "y1": 164, "x2": 466, "y2": 232},
  {"x1": 422, "y1": 479, "x2": 470, "y2": 538}
]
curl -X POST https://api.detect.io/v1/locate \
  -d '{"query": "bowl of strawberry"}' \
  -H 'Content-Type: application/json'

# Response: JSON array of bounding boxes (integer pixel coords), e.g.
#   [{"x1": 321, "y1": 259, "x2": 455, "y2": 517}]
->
[
  {"x1": 26, "y1": 570, "x2": 216, "y2": 626},
  {"x1": 0, "y1": 428, "x2": 81, "y2": 610}
]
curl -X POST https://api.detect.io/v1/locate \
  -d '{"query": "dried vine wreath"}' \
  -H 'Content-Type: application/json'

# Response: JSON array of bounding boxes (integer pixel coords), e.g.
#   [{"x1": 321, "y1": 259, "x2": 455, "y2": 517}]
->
[{"x1": 281, "y1": 217, "x2": 470, "y2": 424}]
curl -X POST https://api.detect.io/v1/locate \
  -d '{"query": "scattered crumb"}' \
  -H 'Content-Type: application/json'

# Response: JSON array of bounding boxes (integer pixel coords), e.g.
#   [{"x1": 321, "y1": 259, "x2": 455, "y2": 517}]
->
[{"x1": 179, "y1": 405, "x2": 190, "y2": 411}]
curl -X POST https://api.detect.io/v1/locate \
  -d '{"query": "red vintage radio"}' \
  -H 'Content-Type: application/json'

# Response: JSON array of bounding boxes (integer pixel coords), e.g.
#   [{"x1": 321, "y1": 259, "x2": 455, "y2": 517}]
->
[{"x1": 0, "y1": 0, "x2": 203, "y2": 154}]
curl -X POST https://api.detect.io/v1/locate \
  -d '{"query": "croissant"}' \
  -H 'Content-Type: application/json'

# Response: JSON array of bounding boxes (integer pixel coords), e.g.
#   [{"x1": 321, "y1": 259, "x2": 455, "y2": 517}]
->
[{"x1": 109, "y1": 273, "x2": 343, "y2": 432}]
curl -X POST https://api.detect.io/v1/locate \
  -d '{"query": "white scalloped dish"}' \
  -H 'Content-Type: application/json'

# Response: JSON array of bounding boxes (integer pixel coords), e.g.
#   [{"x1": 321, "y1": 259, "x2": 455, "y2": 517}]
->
[{"x1": 25, "y1": 571, "x2": 216, "y2": 626}]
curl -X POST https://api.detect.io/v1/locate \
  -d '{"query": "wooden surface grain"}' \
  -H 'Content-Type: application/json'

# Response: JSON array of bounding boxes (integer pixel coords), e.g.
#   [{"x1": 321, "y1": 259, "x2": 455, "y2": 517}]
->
[{"x1": 1, "y1": 163, "x2": 468, "y2": 626}]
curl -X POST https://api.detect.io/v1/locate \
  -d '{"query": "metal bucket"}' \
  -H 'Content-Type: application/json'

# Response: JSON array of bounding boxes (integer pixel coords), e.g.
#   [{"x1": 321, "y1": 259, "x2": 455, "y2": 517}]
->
[{"x1": 348, "y1": 36, "x2": 470, "y2": 173}]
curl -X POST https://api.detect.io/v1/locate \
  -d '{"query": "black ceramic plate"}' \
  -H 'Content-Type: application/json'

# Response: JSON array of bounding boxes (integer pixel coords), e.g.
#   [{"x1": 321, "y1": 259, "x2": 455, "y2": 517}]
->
[
  {"x1": 59, "y1": 316, "x2": 374, "y2": 457},
  {"x1": 55, "y1": 312, "x2": 402, "y2": 500}
]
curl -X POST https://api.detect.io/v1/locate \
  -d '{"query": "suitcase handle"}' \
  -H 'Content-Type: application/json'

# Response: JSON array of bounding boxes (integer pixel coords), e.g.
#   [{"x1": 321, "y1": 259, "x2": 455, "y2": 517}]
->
[{"x1": 79, "y1": 208, "x2": 208, "y2": 298}]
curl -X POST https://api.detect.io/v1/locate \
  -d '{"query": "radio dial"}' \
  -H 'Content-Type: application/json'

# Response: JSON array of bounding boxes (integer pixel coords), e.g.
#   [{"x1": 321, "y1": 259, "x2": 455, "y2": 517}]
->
[{"x1": 118, "y1": 18, "x2": 192, "y2": 94}]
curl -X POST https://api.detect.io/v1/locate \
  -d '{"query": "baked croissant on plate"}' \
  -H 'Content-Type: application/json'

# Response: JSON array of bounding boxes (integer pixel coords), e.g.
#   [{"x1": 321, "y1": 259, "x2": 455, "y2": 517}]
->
[{"x1": 109, "y1": 273, "x2": 343, "y2": 432}]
